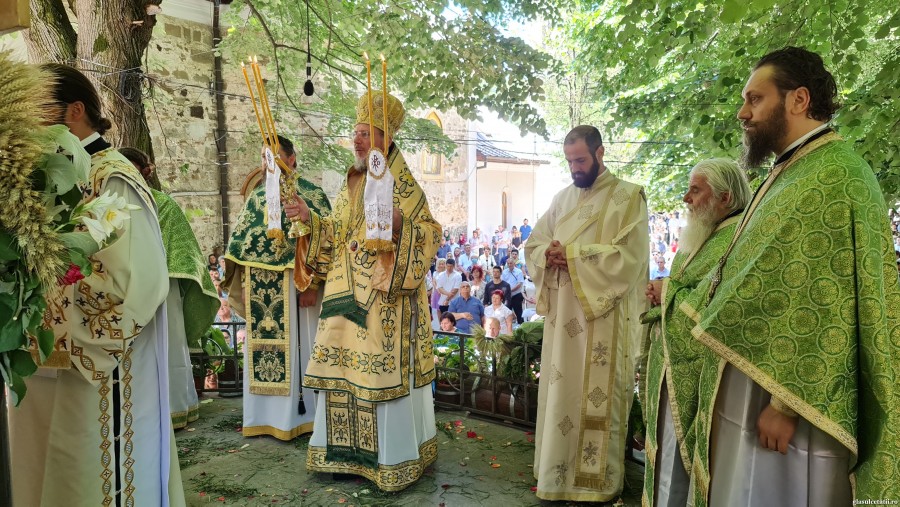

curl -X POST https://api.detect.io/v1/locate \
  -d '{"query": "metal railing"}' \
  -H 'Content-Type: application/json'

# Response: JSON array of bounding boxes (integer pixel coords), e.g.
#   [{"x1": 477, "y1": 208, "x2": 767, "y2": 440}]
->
[
  {"x1": 432, "y1": 329, "x2": 541, "y2": 428},
  {"x1": 190, "y1": 320, "x2": 244, "y2": 396}
]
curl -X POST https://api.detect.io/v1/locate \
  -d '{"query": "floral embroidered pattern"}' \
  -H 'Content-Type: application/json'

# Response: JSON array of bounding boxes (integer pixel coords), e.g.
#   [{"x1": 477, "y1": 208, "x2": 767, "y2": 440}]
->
[
  {"x1": 588, "y1": 386, "x2": 609, "y2": 408},
  {"x1": 311, "y1": 344, "x2": 396, "y2": 375},
  {"x1": 612, "y1": 187, "x2": 630, "y2": 205},
  {"x1": 550, "y1": 364, "x2": 563, "y2": 385},
  {"x1": 582, "y1": 440, "x2": 599, "y2": 467},
  {"x1": 564, "y1": 318, "x2": 584, "y2": 338},
  {"x1": 558, "y1": 415, "x2": 574, "y2": 436},
  {"x1": 595, "y1": 289, "x2": 623, "y2": 319},
  {"x1": 591, "y1": 342, "x2": 609, "y2": 366},
  {"x1": 254, "y1": 350, "x2": 287, "y2": 382},
  {"x1": 554, "y1": 461, "x2": 569, "y2": 486},
  {"x1": 578, "y1": 205, "x2": 594, "y2": 220}
]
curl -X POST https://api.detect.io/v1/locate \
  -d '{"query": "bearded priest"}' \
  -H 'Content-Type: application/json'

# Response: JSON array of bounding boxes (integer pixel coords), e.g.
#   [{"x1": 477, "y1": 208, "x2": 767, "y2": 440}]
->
[
  {"x1": 680, "y1": 47, "x2": 900, "y2": 506},
  {"x1": 640, "y1": 159, "x2": 750, "y2": 507},
  {"x1": 285, "y1": 91, "x2": 441, "y2": 491}
]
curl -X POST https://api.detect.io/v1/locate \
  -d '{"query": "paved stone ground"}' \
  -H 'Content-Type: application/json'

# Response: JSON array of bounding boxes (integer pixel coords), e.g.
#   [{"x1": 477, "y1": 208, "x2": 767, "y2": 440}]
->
[{"x1": 176, "y1": 395, "x2": 644, "y2": 506}]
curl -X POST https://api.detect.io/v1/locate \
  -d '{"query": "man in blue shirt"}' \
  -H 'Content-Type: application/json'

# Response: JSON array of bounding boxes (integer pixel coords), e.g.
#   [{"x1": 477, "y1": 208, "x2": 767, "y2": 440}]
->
[
  {"x1": 649, "y1": 257, "x2": 670, "y2": 280},
  {"x1": 501, "y1": 256, "x2": 525, "y2": 324},
  {"x1": 448, "y1": 281, "x2": 484, "y2": 334},
  {"x1": 436, "y1": 237, "x2": 452, "y2": 261},
  {"x1": 520, "y1": 218, "x2": 532, "y2": 242}
]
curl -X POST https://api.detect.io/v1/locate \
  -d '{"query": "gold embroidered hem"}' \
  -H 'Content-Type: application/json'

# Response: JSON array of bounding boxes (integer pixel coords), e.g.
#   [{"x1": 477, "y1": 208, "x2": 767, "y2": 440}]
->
[
  {"x1": 242, "y1": 422, "x2": 314, "y2": 441},
  {"x1": 171, "y1": 405, "x2": 200, "y2": 430},
  {"x1": 307, "y1": 436, "x2": 438, "y2": 492},
  {"x1": 691, "y1": 323, "x2": 858, "y2": 456}
]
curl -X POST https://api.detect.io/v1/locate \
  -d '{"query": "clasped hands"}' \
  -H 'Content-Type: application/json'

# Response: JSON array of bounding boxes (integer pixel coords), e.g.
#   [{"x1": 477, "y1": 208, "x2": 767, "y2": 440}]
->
[
  {"x1": 545, "y1": 240, "x2": 568, "y2": 270},
  {"x1": 645, "y1": 280, "x2": 663, "y2": 306}
]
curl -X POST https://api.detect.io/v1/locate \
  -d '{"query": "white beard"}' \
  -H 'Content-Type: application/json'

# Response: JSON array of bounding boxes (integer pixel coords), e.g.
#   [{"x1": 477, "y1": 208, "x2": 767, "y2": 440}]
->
[
  {"x1": 679, "y1": 204, "x2": 720, "y2": 255},
  {"x1": 352, "y1": 156, "x2": 367, "y2": 172}
]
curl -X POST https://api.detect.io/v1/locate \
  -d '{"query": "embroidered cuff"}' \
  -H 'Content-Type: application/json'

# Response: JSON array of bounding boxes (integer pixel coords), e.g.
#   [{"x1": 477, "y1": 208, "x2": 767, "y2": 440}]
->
[{"x1": 770, "y1": 397, "x2": 799, "y2": 418}]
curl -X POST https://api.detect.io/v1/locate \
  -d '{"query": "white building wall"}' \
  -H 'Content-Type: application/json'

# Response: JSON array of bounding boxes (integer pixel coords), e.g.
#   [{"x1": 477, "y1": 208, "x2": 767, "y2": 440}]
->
[{"x1": 473, "y1": 162, "x2": 539, "y2": 234}]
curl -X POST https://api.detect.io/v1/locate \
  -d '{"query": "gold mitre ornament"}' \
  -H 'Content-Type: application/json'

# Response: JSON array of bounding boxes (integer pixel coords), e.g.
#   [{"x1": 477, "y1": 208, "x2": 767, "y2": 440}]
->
[{"x1": 356, "y1": 90, "x2": 405, "y2": 138}]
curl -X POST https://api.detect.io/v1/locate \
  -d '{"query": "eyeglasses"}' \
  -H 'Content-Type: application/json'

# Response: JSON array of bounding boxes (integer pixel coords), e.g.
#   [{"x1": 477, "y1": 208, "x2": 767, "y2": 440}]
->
[{"x1": 351, "y1": 130, "x2": 371, "y2": 140}]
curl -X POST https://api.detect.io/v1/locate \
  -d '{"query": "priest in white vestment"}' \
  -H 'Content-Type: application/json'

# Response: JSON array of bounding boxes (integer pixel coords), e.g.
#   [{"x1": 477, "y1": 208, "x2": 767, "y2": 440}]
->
[
  {"x1": 526, "y1": 125, "x2": 648, "y2": 502},
  {"x1": 9, "y1": 64, "x2": 184, "y2": 507}
]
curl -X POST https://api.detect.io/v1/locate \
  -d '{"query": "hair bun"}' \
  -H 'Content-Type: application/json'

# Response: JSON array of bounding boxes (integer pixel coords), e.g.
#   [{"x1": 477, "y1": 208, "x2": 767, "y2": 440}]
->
[{"x1": 96, "y1": 117, "x2": 113, "y2": 135}]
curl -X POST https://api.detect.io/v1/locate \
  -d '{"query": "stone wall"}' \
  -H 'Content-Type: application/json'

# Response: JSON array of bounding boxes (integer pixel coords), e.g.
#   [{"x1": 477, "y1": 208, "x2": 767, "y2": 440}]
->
[{"x1": 405, "y1": 108, "x2": 470, "y2": 238}]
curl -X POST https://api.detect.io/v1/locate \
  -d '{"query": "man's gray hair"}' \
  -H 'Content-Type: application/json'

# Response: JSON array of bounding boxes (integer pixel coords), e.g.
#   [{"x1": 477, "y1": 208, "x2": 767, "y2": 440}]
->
[{"x1": 691, "y1": 158, "x2": 752, "y2": 213}]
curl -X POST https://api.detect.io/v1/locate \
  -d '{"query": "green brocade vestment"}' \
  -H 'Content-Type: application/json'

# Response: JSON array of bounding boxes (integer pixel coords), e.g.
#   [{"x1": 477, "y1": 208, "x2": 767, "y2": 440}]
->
[
  {"x1": 225, "y1": 177, "x2": 331, "y2": 396},
  {"x1": 152, "y1": 190, "x2": 219, "y2": 349},
  {"x1": 641, "y1": 216, "x2": 738, "y2": 507},
  {"x1": 680, "y1": 133, "x2": 900, "y2": 504}
]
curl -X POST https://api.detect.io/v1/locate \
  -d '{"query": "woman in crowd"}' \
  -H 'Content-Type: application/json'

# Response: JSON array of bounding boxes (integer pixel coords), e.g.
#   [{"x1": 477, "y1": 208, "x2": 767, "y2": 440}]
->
[
  {"x1": 431, "y1": 258, "x2": 447, "y2": 326},
  {"x1": 440, "y1": 312, "x2": 458, "y2": 333},
  {"x1": 208, "y1": 254, "x2": 219, "y2": 271},
  {"x1": 483, "y1": 289, "x2": 515, "y2": 335},
  {"x1": 511, "y1": 225, "x2": 522, "y2": 248},
  {"x1": 469, "y1": 265, "x2": 486, "y2": 300}
]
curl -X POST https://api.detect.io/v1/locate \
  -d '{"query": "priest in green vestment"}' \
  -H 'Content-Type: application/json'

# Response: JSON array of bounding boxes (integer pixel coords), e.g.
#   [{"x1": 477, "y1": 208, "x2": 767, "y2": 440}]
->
[
  {"x1": 526, "y1": 125, "x2": 649, "y2": 502},
  {"x1": 640, "y1": 159, "x2": 750, "y2": 507},
  {"x1": 287, "y1": 91, "x2": 442, "y2": 491},
  {"x1": 679, "y1": 47, "x2": 900, "y2": 506},
  {"x1": 120, "y1": 147, "x2": 220, "y2": 429},
  {"x1": 224, "y1": 135, "x2": 331, "y2": 441}
]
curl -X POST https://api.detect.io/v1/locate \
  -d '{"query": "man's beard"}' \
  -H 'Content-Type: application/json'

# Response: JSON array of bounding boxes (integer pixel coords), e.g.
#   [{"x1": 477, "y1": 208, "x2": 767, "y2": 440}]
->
[
  {"x1": 679, "y1": 202, "x2": 720, "y2": 254},
  {"x1": 352, "y1": 156, "x2": 367, "y2": 172},
  {"x1": 572, "y1": 155, "x2": 601, "y2": 189},
  {"x1": 740, "y1": 100, "x2": 788, "y2": 169}
]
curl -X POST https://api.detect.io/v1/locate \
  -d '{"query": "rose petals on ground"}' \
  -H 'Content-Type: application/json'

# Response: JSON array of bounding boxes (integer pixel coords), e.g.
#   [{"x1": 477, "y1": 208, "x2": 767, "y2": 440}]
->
[
  {"x1": 531, "y1": 486, "x2": 538, "y2": 492},
  {"x1": 466, "y1": 431, "x2": 477, "y2": 438},
  {"x1": 491, "y1": 463, "x2": 501, "y2": 468}
]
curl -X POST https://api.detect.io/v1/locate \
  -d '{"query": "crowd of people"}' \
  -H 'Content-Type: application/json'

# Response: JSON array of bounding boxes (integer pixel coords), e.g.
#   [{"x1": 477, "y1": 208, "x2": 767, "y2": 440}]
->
[{"x1": 6, "y1": 45, "x2": 898, "y2": 507}]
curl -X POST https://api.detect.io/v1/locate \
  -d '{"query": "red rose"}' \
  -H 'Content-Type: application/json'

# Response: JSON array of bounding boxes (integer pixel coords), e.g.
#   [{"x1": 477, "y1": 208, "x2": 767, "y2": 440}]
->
[{"x1": 59, "y1": 263, "x2": 85, "y2": 286}]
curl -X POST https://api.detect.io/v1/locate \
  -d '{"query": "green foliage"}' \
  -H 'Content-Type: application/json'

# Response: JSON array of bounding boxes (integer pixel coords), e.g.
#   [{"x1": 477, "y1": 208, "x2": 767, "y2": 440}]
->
[
  {"x1": 433, "y1": 332, "x2": 480, "y2": 382},
  {"x1": 498, "y1": 320, "x2": 543, "y2": 381},
  {"x1": 195, "y1": 326, "x2": 234, "y2": 375},
  {"x1": 553, "y1": 0, "x2": 899, "y2": 206},
  {"x1": 221, "y1": 0, "x2": 560, "y2": 173}
]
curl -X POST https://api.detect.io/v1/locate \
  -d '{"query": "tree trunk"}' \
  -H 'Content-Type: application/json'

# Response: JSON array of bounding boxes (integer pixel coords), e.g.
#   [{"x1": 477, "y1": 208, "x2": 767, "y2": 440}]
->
[
  {"x1": 24, "y1": 0, "x2": 160, "y2": 158},
  {"x1": 23, "y1": 0, "x2": 75, "y2": 63}
]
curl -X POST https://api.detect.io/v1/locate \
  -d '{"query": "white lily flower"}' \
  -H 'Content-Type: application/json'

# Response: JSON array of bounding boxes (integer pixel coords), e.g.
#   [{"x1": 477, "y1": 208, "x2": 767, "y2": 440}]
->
[{"x1": 78, "y1": 190, "x2": 141, "y2": 246}]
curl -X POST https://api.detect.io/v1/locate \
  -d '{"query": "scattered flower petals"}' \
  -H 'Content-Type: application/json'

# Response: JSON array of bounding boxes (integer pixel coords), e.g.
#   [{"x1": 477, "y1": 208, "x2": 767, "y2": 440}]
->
[
  {"x1": 491, "y1": 463, "x2": 502, "y2": 468},
  {"x1": 453, "y1": 420, "x2": 463, "y2": 427},
  {"x1": 218, "y1": 497, "x2": 225, "y2": 502},
  {"x1": 491, "y1": 456, "x2": 497, "y2": 460},
  {"x1": 186, "y1": 428, "x2": 196, "y2": 432},
  {"x1": 301, "y1": 489, "x2": 308, "y2": 494},
  {"x1": 240, "y1": 444, "x2": 250, "y2": 449},
  {"x1": 199, "y1": 492, "x2": 206, "y2": 497},
  {"x1": 525, "y1": 431, "x2": 534, "y2": 435},
  {"x1": 476, "y1": 436, "x2": 484, "y2": 441},
  {"x1": 227, "y1": 449, "x2": 238, "y2": 453},
  {"x1": 337, "y1": 498, "x2": 346, "y2": 504},
  {"x1": 531, "y1": 486, "x2": 538, "y2": 492},
  {"x1": 459, "y1": 461, "x2": 467, "y2": 467},
  {"x1": 466, "y1": 431, "x2": 477, "y2": 438}
]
